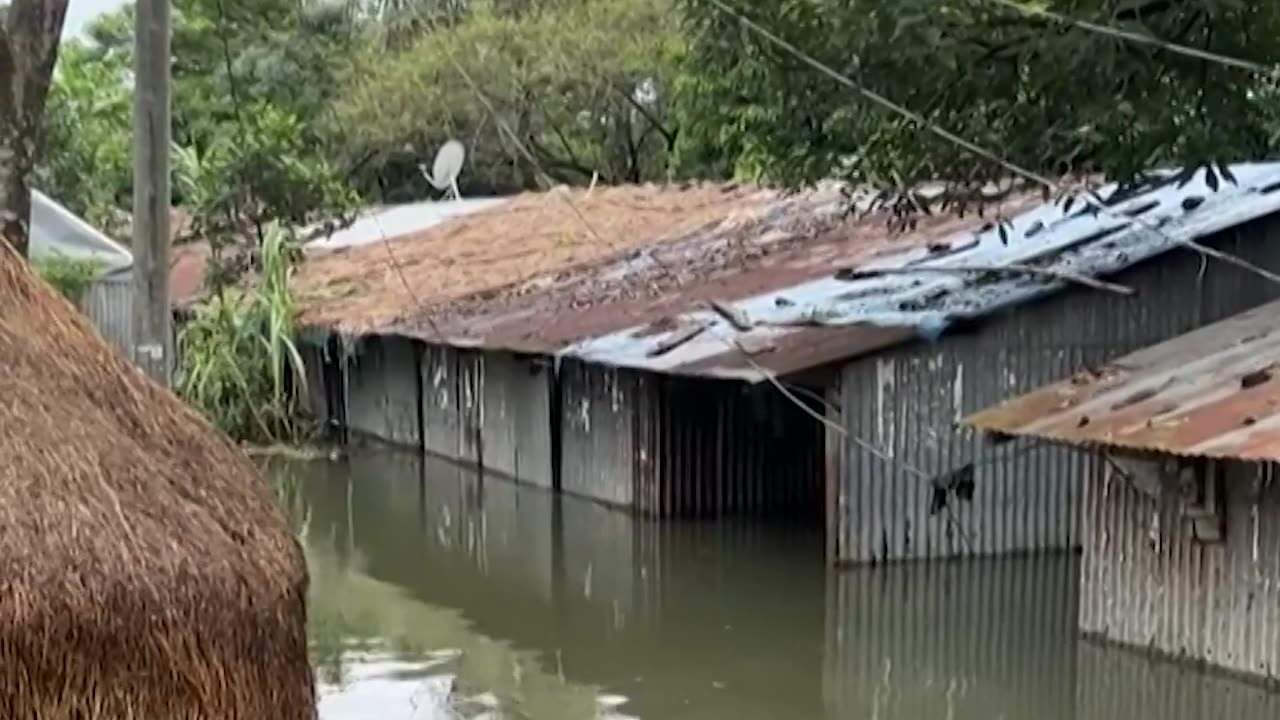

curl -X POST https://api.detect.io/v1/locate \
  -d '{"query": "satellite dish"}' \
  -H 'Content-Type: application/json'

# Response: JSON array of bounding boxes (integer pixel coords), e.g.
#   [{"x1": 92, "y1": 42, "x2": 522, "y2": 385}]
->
[{"x1": 421, "y1": 139, "x2": 465, "y2": 200}]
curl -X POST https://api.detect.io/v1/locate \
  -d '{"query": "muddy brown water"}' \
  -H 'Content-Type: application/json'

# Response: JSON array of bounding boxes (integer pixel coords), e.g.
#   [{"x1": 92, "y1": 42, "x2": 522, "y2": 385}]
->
[{"x1": 268, "y1": 448, "x2": 1280, "y2": 720}]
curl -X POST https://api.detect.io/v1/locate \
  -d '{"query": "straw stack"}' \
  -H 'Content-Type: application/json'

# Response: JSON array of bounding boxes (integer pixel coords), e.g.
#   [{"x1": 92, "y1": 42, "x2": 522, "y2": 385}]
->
[{"x1": 0, "y1": 243, "x2": 314, "y2": 718}]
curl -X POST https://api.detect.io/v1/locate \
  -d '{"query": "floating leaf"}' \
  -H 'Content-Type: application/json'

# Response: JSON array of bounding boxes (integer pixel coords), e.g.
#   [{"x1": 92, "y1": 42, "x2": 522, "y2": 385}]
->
[
  {"x1": 1219, "y1": 162, "x2": 1238, "y2": 186},
  {"x1": 1205, "y1": 165, "x2": 1220, "y2": 192}
]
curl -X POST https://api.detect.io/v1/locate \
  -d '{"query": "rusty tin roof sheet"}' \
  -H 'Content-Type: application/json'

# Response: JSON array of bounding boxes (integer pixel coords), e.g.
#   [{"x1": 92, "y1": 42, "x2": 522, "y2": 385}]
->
[
  {"x1": 303, "y1": 163, "x2": 1280, "y2": 382},
  {"x1": 966, "y1": 297, "x2": 1280, "y2": 462}
]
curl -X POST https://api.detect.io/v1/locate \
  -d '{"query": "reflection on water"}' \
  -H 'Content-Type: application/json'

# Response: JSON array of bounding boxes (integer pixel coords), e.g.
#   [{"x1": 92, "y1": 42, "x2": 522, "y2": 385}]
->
[{"x1": 268, "y1": 448, "x2": 1280, "y2": 720}]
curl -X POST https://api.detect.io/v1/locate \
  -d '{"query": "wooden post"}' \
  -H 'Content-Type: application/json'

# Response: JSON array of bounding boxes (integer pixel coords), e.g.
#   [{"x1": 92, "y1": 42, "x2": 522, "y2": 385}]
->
[{"x1": 131, "y1": 0, "x2": 172, "y2": 385}]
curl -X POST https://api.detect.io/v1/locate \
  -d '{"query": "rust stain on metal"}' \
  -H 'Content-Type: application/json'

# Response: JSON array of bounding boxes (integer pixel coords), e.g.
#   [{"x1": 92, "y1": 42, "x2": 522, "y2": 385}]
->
[
  {"x1": 966, "y1": 296, "x2": 1280, "y2": 462},
  {"x1": 398, "y1": 193, "x2": 1033, "y2": 374}
]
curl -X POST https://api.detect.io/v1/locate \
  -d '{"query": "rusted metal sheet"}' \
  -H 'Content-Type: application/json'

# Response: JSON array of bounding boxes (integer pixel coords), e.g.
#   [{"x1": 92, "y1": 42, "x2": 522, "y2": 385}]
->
[
  {"x1": 366, "y1": 163, "x2": 1280, "y2": 382},
  {"x1": 835, "y1": 232, "x2": 1280, "y2": 563},
  {"x1": 968, "y1": 295, "x2": 1280, "y2": 463},
  {"x1": 342, "y1": 335, "x2": 421, "y2": 448},
  {"x1": 1081, "y1": 458, "x2": 1280, "y2": 682},
  {"x1": 822, "y1": 553, "x2": 1079, "y2": 719}
]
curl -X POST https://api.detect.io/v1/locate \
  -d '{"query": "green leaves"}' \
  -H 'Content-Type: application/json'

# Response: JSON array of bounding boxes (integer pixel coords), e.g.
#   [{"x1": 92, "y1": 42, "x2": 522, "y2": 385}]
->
[
  {"x1": 31, "y1": 251, "x2": 106, "y2": 307},
  {"x1": 176, "y1": 223, "x2": 310, "y2": 444},
  {"x1": 326, "y1": 0, "x2": 687, "y2": 195},
  {"x1": 675, "y1": 0, "x2": 1280, "y2": 211}
]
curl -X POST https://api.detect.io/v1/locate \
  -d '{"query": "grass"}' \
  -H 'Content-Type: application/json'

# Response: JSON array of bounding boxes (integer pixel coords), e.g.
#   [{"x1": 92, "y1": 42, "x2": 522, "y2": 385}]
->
[
  {"x1": 31, "y1": 251, "x2": 105, "y2": 307},
  {"x1": 176, "y1": 224, "x2": 311, "y2": 444}
]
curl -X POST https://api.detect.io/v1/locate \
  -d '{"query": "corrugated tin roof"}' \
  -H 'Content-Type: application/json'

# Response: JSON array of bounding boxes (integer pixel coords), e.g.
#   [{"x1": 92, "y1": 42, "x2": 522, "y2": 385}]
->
[
  {"x1": 965, "y1": 296, "x2": 1280, "y2": 462},
  {"x1": 30, "y1": 190, "x2": 133, "y2": 277},
  {"x1": 386, "y1": 163, "x2": 1280, "y2": 380}
]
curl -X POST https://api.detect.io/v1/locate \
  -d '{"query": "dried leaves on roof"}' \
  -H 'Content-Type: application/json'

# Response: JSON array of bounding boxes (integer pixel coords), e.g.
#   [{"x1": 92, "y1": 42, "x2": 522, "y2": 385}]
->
[{"x1": 294, "y1": 183, "x2": 777, "y2": 334}]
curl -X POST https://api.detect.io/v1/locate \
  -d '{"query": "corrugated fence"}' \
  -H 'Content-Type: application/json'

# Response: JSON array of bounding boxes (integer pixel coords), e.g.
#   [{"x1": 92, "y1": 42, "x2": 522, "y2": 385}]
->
[
  {"x1": 1082, "y1": 459, "x2": 1280, "y2": 683},
  {"x1": 837, "y1": 224, "x2": 1280, "y2": 564}
]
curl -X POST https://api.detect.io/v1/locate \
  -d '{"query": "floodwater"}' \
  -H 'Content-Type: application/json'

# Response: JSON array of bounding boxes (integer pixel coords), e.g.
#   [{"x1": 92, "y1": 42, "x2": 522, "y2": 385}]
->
[{"x1": 268, "y1": 448, "x2": 1280, "y2": 720}]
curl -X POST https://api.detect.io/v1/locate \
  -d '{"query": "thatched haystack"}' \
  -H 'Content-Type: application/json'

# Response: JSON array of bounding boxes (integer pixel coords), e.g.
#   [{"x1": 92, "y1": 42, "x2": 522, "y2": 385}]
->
[{"x1": 0, "y1": 244, "x2": 314, "y2": 718}]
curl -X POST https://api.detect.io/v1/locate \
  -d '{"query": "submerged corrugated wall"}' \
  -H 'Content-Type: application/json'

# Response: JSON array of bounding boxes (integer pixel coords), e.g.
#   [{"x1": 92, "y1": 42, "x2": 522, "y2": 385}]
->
[
  {"x1": 416, "y1": 344, "x2": 555, "y2": 487},
  {"x1": 477, "y1": 351, "x2": 555, "y2": 489},
  {"x1": 1076, "y1": 639, "x2": 1280, "y2": 719},
  {"x1": 822, "y1": 553, "x2": 1079, "y2": 719},
  {"x1": 345, "y1": 335, "x2": 421, "y2": 448},
  {"x1": 299, "y1": 342, "x2": 329, "y2": 423},
  {"x1": 1082, "y1": 457, "x2": 1280, "y2": 683},
  {"x1": 560, "y1": 360, "x2": 639, "y2": 507},
  {"x1": 559, "y1": 359, "x2": 825, "y2": 519},
  {"x1": 836, "y1": 219, "x2": 1280, "y2": 564},
  {"x1": 421, "y1": 343, "x2": 464, "y2": 460}
]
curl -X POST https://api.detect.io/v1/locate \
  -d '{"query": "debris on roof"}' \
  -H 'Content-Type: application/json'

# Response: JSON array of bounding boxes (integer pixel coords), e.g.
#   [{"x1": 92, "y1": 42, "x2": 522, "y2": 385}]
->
[
  {"x1": 298, "y1": 163, "x2": 1280, "y2": 381},
  {"x1": 294, "y1": 182, "x2": 804, "y2": 334}
]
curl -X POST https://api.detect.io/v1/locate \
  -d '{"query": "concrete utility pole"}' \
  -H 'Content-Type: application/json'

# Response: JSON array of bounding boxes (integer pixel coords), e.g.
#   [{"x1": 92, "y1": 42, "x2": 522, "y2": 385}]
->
[{"x1": 131, "y1": 0, "x2": 172, "y2": 386}]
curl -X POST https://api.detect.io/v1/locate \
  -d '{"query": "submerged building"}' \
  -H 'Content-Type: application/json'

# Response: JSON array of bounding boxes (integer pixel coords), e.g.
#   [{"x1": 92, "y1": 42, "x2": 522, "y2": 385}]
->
[
  {"x1": 966, "y1": 297, "x2": 1280, "y2": 684},
  {"x1": 296, "y1": 164, "x2": 1280, "y2": 565}
]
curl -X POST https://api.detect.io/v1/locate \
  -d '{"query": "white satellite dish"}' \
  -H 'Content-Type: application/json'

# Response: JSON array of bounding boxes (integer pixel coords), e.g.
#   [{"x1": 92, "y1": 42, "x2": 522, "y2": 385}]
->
[{"x1": 420, "y1": 139, "x2": 466, "y2": 200}]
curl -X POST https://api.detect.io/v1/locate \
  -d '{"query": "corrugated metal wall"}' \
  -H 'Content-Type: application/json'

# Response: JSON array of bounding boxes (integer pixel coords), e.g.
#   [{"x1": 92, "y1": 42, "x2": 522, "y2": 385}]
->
[
  {"x1": 81, "y1": 275, "x2": 133, "y2": 356},
  {"x1": 421, "y1": 343, "x2": 464, "y2": 460},
  {"x1": 344, "y1": 335, "x2": 421, "y2": 448},
  {"x1": 559, "y1": 359, "x2": 826, "y2": 519},
  {"x1": 560, "y1": 359, "x2": 639, "y2": 507},
  {"x1": 822, "y1": 553, "x2": 1079, "y2": 719},
  {"x1": 636, "y1": 375, "x2": 825, "y2": 520},
  {"x1": 458, "y1": 351, "x2": 483, "y2": 464},
  {"x1": 417, "y1": 344, "x2": 555, "y2": 486},
  {"x1": 1081, "y1": 457, "x2": 1280, "y2": 682},
  {"x1": 837, "y1": 218, "x2": 1280, "y2": 564},
  {"x1": 478, "y1": 352, "x2": 555, "y2": 488},
  {"x1": 299, "y1": 342, "x2": 329, "y2": 423}
]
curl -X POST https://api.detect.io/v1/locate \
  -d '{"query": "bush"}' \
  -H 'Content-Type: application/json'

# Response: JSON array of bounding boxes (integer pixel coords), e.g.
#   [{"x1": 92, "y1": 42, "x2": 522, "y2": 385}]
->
[
  {"x1": 176, "y1": 224, "x2": 309, "y2": 443},
  {"x1": 31, "y1": 252, "x2": 106, "y2": 307}
]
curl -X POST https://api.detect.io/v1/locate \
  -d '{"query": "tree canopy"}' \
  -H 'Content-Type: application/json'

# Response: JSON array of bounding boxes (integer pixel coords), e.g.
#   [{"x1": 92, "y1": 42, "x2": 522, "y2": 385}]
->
[
  {"x1": 675, "y1": 0, "x2": 1280, "y2": 211},
  {"x1": 326, "y1": 0, "x2": 684, "y2": 199},
  {"x1": 35, "y1": 0, "x2": 1280, "y2": 244}
]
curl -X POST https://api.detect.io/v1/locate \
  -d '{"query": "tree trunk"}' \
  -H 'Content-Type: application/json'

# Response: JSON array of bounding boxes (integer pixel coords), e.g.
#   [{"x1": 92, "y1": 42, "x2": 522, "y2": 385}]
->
[{"x1": 0, "y1": 0, "x2": 71, "y2": 258}]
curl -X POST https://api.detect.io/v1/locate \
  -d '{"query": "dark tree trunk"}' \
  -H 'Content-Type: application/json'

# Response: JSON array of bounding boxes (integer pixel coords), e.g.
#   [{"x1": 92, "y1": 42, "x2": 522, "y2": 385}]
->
[{"x1": 0, "y1": 0, "x2": 71, "y2": 258}]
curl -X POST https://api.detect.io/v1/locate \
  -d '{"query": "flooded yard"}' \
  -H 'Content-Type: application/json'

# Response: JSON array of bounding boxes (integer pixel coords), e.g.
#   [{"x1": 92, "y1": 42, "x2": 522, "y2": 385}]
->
[{"x1": 270, "y1": 448, "x2": 1280, "y2": 720}]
